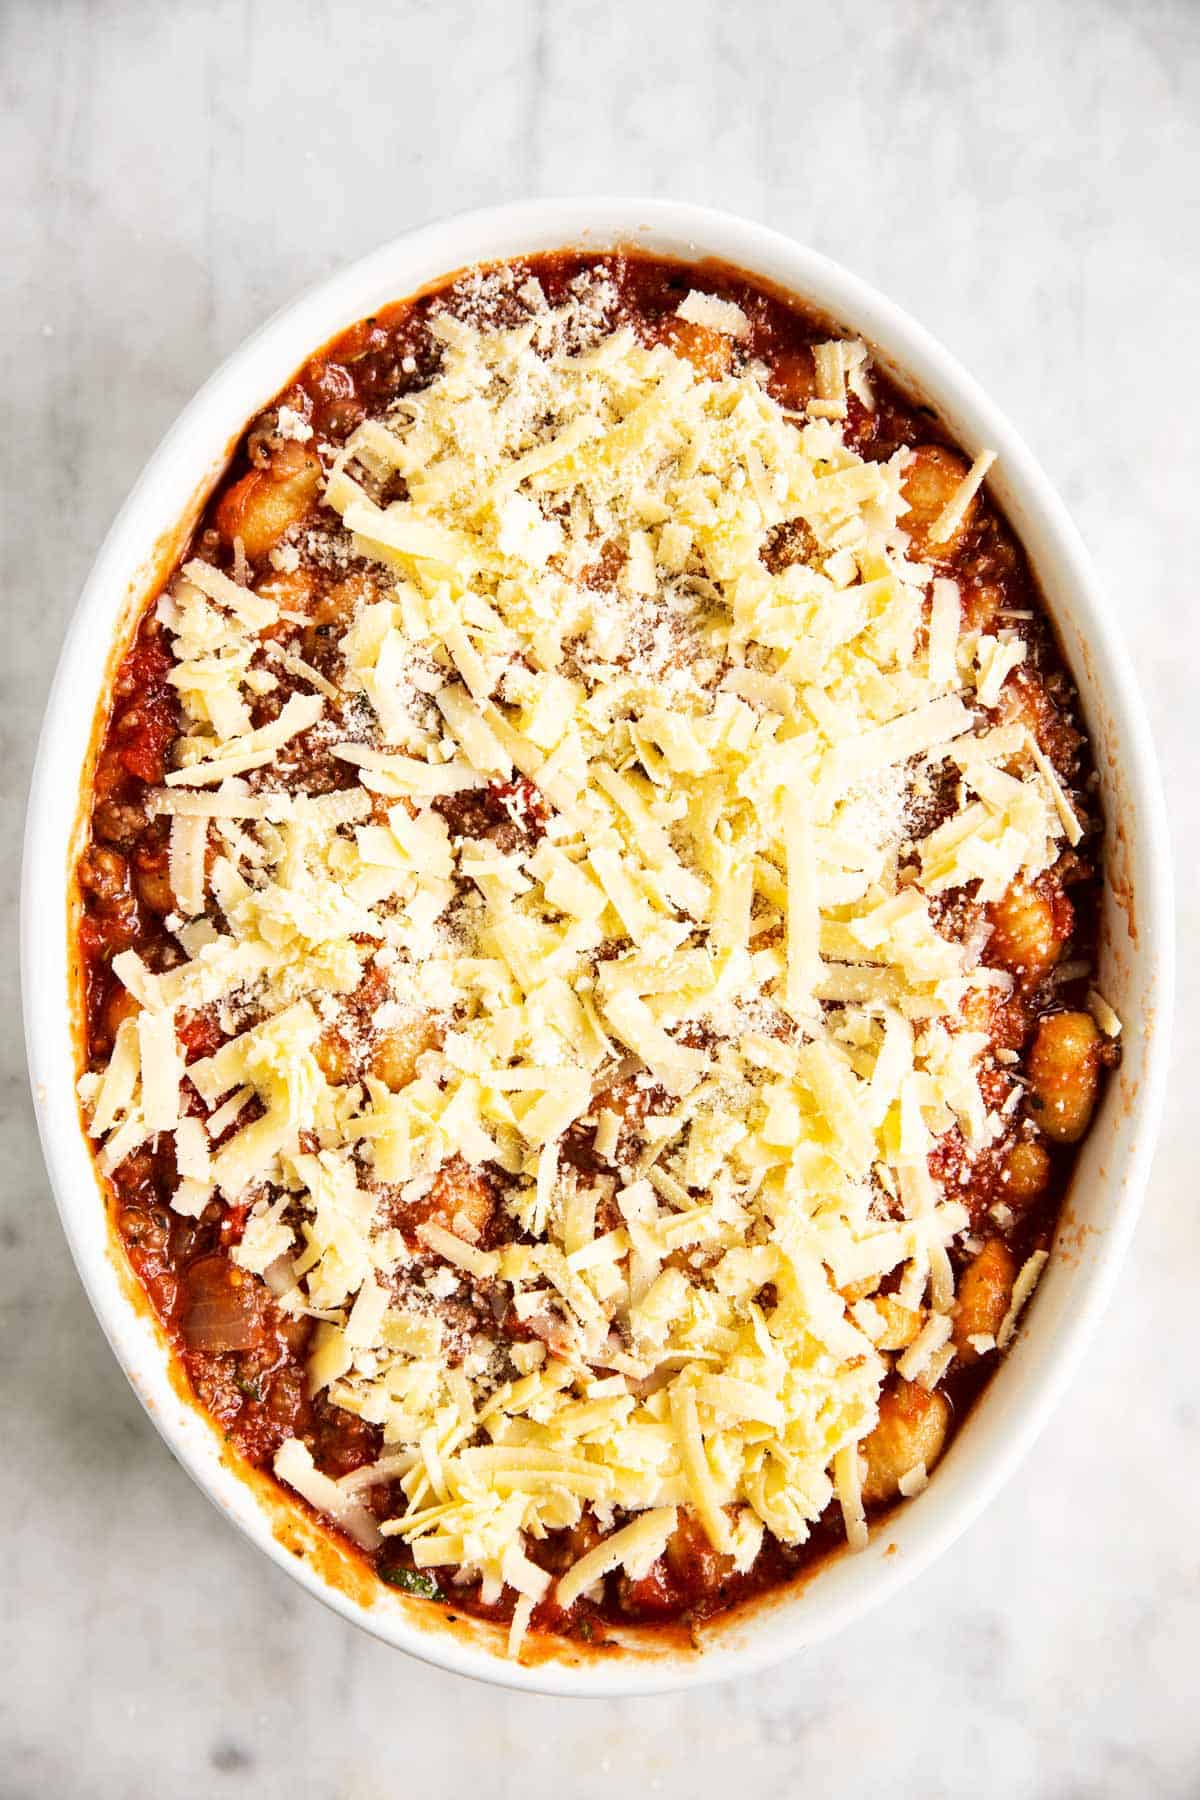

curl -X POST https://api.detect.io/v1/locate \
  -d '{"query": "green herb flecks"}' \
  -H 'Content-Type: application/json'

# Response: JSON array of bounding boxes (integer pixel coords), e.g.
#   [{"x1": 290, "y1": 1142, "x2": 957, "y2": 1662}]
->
[{"x1": 381, "y1": 1567, "x2": 444, "y2": 1601}]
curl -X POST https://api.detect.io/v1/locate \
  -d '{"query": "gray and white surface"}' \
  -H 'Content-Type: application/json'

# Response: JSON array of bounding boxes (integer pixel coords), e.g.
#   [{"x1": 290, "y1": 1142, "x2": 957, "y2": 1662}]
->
[{"x1": 3, "y1": 1, "x2": 1198, "y2": 1794}]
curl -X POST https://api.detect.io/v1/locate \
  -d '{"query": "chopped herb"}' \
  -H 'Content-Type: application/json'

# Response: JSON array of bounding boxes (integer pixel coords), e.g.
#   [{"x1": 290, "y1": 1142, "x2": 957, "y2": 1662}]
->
[
  {"x1": 380, "y1": 1567, "x2": 444, "y2": 1601},
  {"x1": 576, "y1": 1618, "x2": 595, "y2": 1643},
  {"x1": 235, "y1": 1375, "x2": 264, "y2": 1402}
]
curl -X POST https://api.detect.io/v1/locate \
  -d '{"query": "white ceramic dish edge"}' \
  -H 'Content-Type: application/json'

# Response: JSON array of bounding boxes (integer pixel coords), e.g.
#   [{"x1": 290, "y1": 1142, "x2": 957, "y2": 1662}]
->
[{"x1": 21, "y1": 198, "x2": 1174, "y2": 1696}]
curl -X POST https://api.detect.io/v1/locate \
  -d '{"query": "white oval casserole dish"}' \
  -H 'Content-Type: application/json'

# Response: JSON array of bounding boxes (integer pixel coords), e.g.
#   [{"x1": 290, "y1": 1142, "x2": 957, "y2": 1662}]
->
[{"x1": 22, "y1": 198, "x2": 1173, "y2": 1695}]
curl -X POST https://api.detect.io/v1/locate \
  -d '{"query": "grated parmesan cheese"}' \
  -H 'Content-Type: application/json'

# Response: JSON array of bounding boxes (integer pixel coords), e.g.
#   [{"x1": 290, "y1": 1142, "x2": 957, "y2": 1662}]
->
[
  {"x1": 676, "y1": 290, "x2": 750, "y2": 339},
  {"x1": 556, "y1": 1507, "x2": 678, "y2": 1608},
  {"x1": 928, "y1": 448, "x2": 996, "y2": 546},
  {"x1": 1087, "y1": 988, "x2": 1122, "y2": 1038},
  {"x1": 996, "y1": 1249, "x2": 1049, "y2": 1350},
  {"x1": 78, "y1": 274, "x2": 1094, "y2": 1649}
]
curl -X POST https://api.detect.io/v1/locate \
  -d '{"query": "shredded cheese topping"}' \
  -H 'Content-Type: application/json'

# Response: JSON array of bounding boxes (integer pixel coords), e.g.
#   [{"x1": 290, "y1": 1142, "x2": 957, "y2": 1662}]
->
[{"x1": 80, "y1": 273, "x2": 1086, "y2": 1637}]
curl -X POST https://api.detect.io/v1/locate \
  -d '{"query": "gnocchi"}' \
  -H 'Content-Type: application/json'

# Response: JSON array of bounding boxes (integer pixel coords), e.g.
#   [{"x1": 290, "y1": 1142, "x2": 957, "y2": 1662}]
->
[
  {"x1": 215, "y1": 440, "x2": 322, "y2": 560},
  {"x1": 986, "y1": 880, "x2": 1069, "y2": 992},
  {"x1": 421, "y1": 1157, "x2": 495, "y2": 1243},
  {"x1": 861, "y1": 1380, "x2": 951, "y2": 1505},
  {"x1": 901, "y1": 444, "x2": 975, "y2": 558},
  {"x1": 1001, "y1": 1137, "x2": 1052, "y2": 1203},
  {"x1": 870, "y1": 1294, "x2": 924, "y2": 1351},
  {"x1": 369, "y1": 1015, "x2": 442, "y2": 1091},
  {"x1": 1027, "y1": 1010, "x2": 1103, "y2": 1143},
  {"x1": 952, "y1": 1239, "x2": 1016, "y2": 1363},
  {"x1": 314, "y1": 1026, "x2": 352, "y2": 1086},
  {"x1": 657, "y1": 316, "x2": 734, "y2": 379}
]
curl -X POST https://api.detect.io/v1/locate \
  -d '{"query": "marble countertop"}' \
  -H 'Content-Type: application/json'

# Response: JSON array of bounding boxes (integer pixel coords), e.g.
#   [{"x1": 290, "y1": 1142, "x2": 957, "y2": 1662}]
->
[{"x1": 3, "y1": 0, "x2": 1197, "y2": 1793}]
